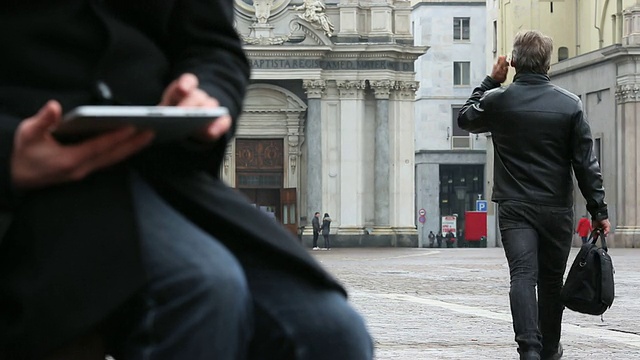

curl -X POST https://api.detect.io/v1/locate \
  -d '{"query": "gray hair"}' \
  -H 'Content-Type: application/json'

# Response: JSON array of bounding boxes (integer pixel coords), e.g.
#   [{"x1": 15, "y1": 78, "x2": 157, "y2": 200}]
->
[{"x1": 511, "y1": 30, "x2": 553, "y2": 74}]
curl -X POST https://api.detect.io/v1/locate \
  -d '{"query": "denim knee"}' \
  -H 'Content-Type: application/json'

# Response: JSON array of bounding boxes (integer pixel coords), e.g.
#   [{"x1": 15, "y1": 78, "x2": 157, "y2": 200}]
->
[
  {"x1": 307, "y1": 293, "x2": 374, "y2": 358},
  {"x1": 184, "y1": 255, "x2": 250, "y2": 312}
]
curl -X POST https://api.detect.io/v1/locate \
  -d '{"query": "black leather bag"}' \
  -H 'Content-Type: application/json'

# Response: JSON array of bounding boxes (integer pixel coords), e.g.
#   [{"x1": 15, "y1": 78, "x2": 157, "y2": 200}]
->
[{"x1": 561, "y1": 229, "x2": 615, "y2": 315}]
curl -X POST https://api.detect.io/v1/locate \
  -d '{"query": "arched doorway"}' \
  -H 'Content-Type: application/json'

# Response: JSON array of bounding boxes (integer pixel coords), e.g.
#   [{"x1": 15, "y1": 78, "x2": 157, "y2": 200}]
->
[{"x1": 221, "y1": 84, "x2": 307, "y2": 235}]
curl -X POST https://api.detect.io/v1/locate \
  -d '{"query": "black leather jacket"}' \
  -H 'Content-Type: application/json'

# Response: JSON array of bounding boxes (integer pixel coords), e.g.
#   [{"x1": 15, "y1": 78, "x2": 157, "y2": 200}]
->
[{"x1": 458, "y1": 73, "x2": 608, "y2": 221}]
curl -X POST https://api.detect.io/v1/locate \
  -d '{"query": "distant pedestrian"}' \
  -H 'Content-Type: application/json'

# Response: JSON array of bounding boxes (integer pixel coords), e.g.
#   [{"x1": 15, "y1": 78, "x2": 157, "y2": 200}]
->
[
  {"x1": 312, "y1": 212, "x2": 321, "y2": 250},
  {"x1": 576, "y1": 215, "x2": 592, "y2": 244},
  {"x1": 445, "y1": 230, "x2": 456, "y2": 248},
  {"x1": 436, "y1": 231, "x2": 443, "y2": 248},
  {"x1": 428, "y1": 231, "x2": 436, "y2": 248},
  {"x1": 322, "y1": 213, "x2": 332, "y2": 250}
]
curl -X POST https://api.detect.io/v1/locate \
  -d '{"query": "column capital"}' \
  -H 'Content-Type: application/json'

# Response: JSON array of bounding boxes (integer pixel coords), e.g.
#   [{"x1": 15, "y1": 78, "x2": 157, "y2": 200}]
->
[
  {"x1": 391, "y1": 81, "x2": 419, "y2": 100},
  {"x1": 336, "y1": 80, "x2": 367, "y2": 98},
  {"x1": 302, "y1": 79, "x2": 327, "y2": 98},
  {"x1": 615, "y1": 82, "x2": 640, "y2": 103},
  {"x1": 369, "y1": 80, "x2": 393, "y2": 99}
]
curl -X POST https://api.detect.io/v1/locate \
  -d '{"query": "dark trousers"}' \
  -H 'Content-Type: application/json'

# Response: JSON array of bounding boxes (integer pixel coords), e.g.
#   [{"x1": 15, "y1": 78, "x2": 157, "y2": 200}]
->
[
  {"x1": 313, "y1": 231, "x2": 319, "y2": 248},
  {"x1": 581, "y1": 236, "x2": 588, "y2": 244},
  {"x1": 498, "y1": 201, "x2": 573, "y2": 359},
  {"x1": 323, "y1": 234, "x2": 330, "y2": 249},
  {"x1": 105, "y1": 173, "x2": 373, "y2": 359}
]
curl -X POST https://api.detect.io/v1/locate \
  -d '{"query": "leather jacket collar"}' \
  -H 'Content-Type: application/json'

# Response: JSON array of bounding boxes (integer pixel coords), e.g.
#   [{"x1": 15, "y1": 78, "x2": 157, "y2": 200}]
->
[{"x1": 513, "y1": 72, "x2": 550, "y2": 84}]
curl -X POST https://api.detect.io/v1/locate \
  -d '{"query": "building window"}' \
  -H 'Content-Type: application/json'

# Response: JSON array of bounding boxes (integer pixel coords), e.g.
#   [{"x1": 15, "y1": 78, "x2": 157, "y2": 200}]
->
[
  {"x1": 453, "y1": 62, "x2": 470, "y2": 86},
  {"x1": 594, "y1": 138, "x2": 602, "y2": 167},
  {"x1": 492, "y1": 21, "x2": 498, "y2": 54},
  {"x1": 558, "y1": 47, "x2": 569, "y2": 62},
  {"x1": 453, "y1": 17, "x2": 470, "y2": 41},
  {"x1": 451, "y1": 106, "x2": 469, "y2": 136}
]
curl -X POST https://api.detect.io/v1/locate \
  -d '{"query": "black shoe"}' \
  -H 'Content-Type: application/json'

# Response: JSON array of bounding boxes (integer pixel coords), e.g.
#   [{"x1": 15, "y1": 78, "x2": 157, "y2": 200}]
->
[
  {"x1": 520, "y1": 351, "x2": 540, "y2": 360},
  {"x1": 542, "y1": 343, "x2": 563, "y2": 360}
]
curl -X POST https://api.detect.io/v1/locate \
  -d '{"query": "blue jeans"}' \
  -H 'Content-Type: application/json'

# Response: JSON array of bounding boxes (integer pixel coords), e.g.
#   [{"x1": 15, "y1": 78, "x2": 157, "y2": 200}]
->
[
  {"x1": 105, "y1": 172, "x2": 372, "y2": 359},
  {"x1": 498, "y1": 201, "x2": 573, "y2": 360}
]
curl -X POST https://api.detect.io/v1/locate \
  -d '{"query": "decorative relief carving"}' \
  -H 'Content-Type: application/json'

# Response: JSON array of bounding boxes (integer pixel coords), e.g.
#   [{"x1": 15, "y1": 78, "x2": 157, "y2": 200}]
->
[
  {"x1": 289, "y1": 20, "x2": 325, "y2": 45},
  {"x1": 336, "y1": 80, "x2": 367, "y2": 97},
  {"x1": 369, "y1": 80, "x2": 393, "y2": 99},
  {"x1": 302, "y1": 79, "x2": 327, "y2": 98},
  {"x1": 224, "y1": 153, "x2": 231, "y2": 174},
  {"x1": 235, "y1": 139, "x2": 284, "y2": 170},
  {"x1": 392, "y1": 81, "x2": 419, "y2": 100},
  {"x1": 289, "y1": 154, "x2": 297, "y2": 174},
  {"x1": 336, "y1": 80, "x2": 367, "y2": 90},
  {"x1": 241, "y1": 33, "x2": 291, "y2": 45},
  {"x1": 293, "y1": 0, "x2": 334, "y2": 37},
  {"x1": 253, "y1": 0, "x2": 274, "y2": 24},
  {"x1": 615, "y1": 83, "x2": 640, "y2": 103}
]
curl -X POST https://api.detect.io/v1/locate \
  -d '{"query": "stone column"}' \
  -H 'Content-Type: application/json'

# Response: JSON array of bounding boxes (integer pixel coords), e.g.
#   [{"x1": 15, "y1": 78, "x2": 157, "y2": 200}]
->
[
  {"x1": 614, "y1": 5, "x2": 640, "y2": 247},
  {"x1": 388, "y1": 80, "x2": 419, "y2": 245},
  {"x1": 614, "y1": 80, "x2": 640, "y2": 247},
  {"x1": 370, "y1": 80, "x2": 392, "y2": 227},
  {"x1": 336, "y1": 80, "x2": 367, "y2": 232},
  {"x1": 303, "y1": 80, "x2": 326, "y2": 223}
]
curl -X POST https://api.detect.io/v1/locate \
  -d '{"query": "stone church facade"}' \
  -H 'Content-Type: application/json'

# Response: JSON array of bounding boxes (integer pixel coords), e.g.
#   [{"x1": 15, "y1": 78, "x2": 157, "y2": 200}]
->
[{"x1": 229, "y1": 0, "x2": 426, "y2": 246}]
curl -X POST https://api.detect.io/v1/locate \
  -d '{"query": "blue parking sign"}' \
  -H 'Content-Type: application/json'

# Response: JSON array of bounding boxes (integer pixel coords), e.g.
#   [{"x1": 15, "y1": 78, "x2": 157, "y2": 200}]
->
[{"x1": 476, "y1": 200, "x2": 488, "y2": 212}]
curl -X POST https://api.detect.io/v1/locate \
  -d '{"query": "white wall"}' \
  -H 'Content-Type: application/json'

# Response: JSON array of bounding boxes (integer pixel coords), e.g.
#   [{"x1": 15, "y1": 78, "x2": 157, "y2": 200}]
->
[{"x1": 413, "y1": 3, "x2": 488, "y2": 152}]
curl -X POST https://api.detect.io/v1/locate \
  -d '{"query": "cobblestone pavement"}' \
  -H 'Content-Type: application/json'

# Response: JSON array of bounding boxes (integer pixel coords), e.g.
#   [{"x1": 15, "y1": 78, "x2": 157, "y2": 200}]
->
[{"x1": 311, "y1": 247, "x2": 640, "y2": 360}]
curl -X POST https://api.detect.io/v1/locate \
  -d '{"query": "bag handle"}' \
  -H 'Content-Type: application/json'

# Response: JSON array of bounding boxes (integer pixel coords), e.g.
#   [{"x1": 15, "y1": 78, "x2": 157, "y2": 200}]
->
[
  {"x1": 579, "y1": 228, "x2": 608, "y2": 267},
  {"x1": 588, "y1": 228, "x2": 608, "y2": 252}
]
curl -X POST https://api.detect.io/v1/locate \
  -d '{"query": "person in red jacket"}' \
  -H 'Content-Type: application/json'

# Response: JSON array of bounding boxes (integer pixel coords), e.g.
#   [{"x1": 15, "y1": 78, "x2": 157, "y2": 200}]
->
[{"x1": 576, "y1": 215, "x2": 592, "y2": 244}]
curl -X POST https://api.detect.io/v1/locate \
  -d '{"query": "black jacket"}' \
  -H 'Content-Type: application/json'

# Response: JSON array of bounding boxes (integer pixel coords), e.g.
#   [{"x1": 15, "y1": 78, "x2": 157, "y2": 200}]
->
[
  {"x1": 0, "y1": 1, "x2": 343, "y2": 357},
  {"x1": 312, "y1": 216, "x2": 321, "y2": 233},
  {"x1": 458, "y1": 73, "x2": 607, "y2": 221}
]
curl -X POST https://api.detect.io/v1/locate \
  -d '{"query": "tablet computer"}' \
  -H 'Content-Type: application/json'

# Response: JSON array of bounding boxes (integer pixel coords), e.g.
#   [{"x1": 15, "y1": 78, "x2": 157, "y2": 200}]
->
[{"x1": 52, "y1": 106, "x2": 228, "y2": 143}]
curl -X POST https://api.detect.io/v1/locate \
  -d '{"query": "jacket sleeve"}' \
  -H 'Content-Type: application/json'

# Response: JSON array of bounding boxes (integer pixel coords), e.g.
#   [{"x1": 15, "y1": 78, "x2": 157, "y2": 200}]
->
[
  {"x1": 165, "y1": 0, "x2": 250, "y2": 122},
  {"x1": 142, "y1": 0, "x2": 251, "y2": 175},
  {"x1": 570, "y1": 108, "x2": 608, "y2": 221},
  {"x1": 0, "y1": 113, "x2": 22, "y2": 211},
  {"x1": 457, "y1": 76, "x2": 501, "y2": 134}
]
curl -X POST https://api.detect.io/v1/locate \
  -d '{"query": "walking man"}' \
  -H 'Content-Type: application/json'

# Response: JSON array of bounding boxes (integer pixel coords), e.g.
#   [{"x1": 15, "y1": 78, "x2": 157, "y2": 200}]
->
[
  {"x1": 312, "y1": 212, "x2": 321, "y2": 250},
  {"x1": 458, "y1": 30, "x2": 610, "y2": 360}
]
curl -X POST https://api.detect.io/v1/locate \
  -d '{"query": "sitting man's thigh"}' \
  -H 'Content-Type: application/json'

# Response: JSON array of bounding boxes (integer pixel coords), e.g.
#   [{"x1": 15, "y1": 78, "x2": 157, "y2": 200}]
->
[{"x1": 246, "y1": 267, "x2": 373, "y2": 360}]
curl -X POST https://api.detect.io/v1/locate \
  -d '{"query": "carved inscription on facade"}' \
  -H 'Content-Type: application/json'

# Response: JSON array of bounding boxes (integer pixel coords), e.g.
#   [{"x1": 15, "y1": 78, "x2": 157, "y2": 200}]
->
[{"x1": 249, "y1": 59, "x2": 415, "y2": 71}]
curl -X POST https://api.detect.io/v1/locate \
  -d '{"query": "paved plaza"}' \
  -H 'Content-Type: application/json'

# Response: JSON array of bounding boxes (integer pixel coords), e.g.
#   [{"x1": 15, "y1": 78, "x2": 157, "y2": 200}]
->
[{"x1": 311, "y1": 247, "x2": 640, "y2": 360}]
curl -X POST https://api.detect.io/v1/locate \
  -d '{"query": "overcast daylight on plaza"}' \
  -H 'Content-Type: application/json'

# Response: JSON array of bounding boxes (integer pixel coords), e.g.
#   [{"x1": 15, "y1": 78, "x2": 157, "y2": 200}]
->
[{"x1": 1, "y1": 0, "x2": 639, "y2": 359}]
